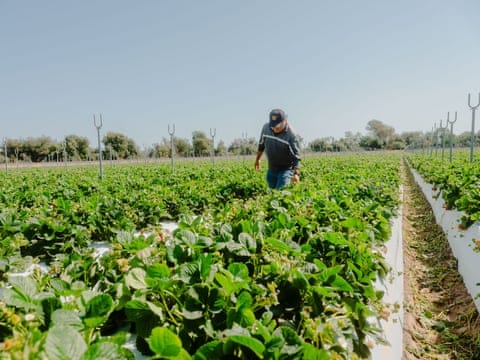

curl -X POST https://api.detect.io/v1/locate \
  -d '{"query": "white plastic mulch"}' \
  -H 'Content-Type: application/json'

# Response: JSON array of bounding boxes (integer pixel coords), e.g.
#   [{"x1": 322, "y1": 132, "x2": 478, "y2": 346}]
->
[
  {"x1": 371, "y1": 187, "x2": 404, "y2": 360},
  {"x1": 410, "y1": 167, "x2": 480, "y2": 312}
]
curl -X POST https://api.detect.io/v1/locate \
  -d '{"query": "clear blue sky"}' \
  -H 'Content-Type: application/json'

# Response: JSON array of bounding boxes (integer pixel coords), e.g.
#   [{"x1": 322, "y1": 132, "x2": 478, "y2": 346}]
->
[{"x1": 2, "y1": 0, "x2": 480, "y2": 148}]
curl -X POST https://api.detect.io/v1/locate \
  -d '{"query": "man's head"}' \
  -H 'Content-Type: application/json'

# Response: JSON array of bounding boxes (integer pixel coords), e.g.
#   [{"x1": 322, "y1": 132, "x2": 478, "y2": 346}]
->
[{"x1": 269, "y1": 109, "x2": 287, "y2": 133}]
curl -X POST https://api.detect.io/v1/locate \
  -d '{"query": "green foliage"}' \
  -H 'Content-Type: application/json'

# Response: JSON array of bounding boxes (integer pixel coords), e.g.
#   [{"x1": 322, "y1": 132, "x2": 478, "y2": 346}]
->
[{"x1": 0, "y1": 154, "x2": 401, "y2": 358}]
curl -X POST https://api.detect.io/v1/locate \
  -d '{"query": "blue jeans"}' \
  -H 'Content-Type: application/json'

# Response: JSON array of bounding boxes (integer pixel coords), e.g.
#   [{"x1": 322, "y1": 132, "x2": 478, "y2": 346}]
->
[{"x1": 266, "y1": 168, "x2": 294, "y2": 189}]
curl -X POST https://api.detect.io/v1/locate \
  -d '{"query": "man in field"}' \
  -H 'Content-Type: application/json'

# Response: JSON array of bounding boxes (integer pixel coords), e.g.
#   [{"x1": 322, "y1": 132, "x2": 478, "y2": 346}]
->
[{"x1": 254, "y1": 108, "x2": 301, "y2": 189}]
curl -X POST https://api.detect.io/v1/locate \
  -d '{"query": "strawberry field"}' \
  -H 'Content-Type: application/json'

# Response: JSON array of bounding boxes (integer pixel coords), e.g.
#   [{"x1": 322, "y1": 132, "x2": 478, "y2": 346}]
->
[{"x1": 0, "y1": 154, "x2": 401, "y2": 359}]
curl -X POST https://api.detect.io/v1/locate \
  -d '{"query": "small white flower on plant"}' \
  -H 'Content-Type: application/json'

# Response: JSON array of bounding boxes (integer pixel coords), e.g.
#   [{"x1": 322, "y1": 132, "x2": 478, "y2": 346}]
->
[
  {"x1": 60, "y1": 295, "x2": 76, "y2": 304},
  {"x1": 338, "y1": 337, "x2": 348, "y2": 349},
  {"x1": 25, "y1": 313, "x2": 35, "y2": 321}
]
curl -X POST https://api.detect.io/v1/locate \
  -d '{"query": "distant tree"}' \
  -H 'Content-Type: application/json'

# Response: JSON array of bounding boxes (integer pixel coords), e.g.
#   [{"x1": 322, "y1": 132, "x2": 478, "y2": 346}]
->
[
  {"x1": 343, "y1": 131, "x2": 362, "y2": 151},
  {"x1": 65, "y1": 135, "x2": 90, "y2": 160},
  {"x1": 215, "y1": 140, "x2": 227, "y2": 156},
  {"x1": 455, "y1": 131, "x2": 480, "y2": 147},
  {"x1": 151, "y1": 141, "x2": 170, "y2": 158},
  {"x1": 366, "y1": 119, "x2": 395, "y2": 147},
  {"x1": 4, "y1": 139, "x2": 23, "y2": 162},
  {"x1": 309, "y1": 138, "x2": 330, "y2": 152},
  {"x1": 228, "y1": 137, "x2": 257, "y2": 155},
  {"x1": 22, "y1": 136, "x2": 58, "y2": 162},
  {"x1": 192, "y1": 131, "x2": 210, "y2": 157},
  {"x1": 228, "y1": 138, "x2": 243, "y2": 155},
  {"x1": 103, "y1": 132, "x2": 139, "y2": 159},
  {"x1": 174, "y1": 137, "x2": 191, "y2": 157},
  {"x1": 359, "y1": 136, "x2": 382, "y2": 150},
  {"x1": 386, "y1": 135, "x2": 405, "y2": 150},
  {"x1": 398, "y1": 131, "x2": 424, "y2": 149}
]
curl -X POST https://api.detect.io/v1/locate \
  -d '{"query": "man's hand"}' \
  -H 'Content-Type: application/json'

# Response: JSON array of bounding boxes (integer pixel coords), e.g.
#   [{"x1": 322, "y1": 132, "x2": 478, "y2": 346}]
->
[
  {"x1": 254, "y1": 160, "x2": 261, "y2": 171},
  {"x1": 292, "y1": 174, "x2": 300, "y2": 183}
]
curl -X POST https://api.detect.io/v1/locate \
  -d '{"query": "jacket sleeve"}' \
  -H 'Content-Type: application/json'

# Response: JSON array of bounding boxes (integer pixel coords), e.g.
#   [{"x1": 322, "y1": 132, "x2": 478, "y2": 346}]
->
[
  {"x1": 290, "y1": 133, "x2": 301, "y2": 168},
  {"x1": 257, "y1": 124, "x2": 267, "y2": 152}
]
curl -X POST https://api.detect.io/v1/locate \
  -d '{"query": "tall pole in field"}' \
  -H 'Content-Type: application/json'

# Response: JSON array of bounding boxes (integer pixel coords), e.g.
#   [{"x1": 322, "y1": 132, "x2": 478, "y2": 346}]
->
[
  {"x1": 468, "y1": 93, "x2": 480, "y2": 163},
  {"x1": 210, "y1": 128, "x2": 216, "y2": 168},
  {"x1": 168, "y1": 124, "x2": 175, "y2": 173},
  {"x1": 192, "y1": 133, "x2": 195, "y2": 160},
  {"x1": 3, "y1": 138, "x2": 7, "y2": 175},
  {"x1": 94, "y1": 114, "x2": 103, "y2": 179},
  {"x1": 440, "y1": 118, "x2": 448, "y2": 161},
  {"x1": 430, "y1": 124, "x2": 436, "y2": 156},
  {"x1": 447, "y1": 111, "x2": 457, "y2": 162},
  {"x1": 63, "y1": 141, "x2": 67, "y2": 168},
  {"x1": 242, "y1": 132, "x2": 247, "y2": 164}
]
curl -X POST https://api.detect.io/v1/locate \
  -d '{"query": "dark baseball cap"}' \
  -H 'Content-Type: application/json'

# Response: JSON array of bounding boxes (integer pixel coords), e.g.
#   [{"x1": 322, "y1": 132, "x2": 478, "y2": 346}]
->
[{"x1": 269, "y1": 109, "x2": 287, "y2": 127}]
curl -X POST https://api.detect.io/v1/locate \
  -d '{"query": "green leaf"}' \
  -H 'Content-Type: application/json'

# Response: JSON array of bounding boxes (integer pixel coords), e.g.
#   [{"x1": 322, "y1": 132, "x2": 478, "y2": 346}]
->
[
  {"x1": 199, "y1": 254, "x2": 212, "y2": 281},
  {"x1": 227, "y1": 335, "x2": 265, "y2": 358},
  {"x1": 1, "y1": 288, "x2": 35, "y2": 310},
  {"x1": 236, "y1": 291, "x2": 252, "y2": 311},
  {"x1": 84, "y1": 294, "x2": 114, "y2": 328},
  {"x1": 214, "y1": 272, "x2": 234, "y2": 296},
  {"x1": 125, "y1": 300, "x2": 159, "y2": 338},
  {"x1": 302, "y1": 343, "x2": 331, "y2": 360},
  {"x1": 238, "y1": 232, "x2": 257, "y2": 252},
  {"x1": 86, "y1": 294, "x2": 113, "y2": 318},
  {"x1": 176, "y1": 229, "x2": 197, "y2": 246},
  {"x1": 81, "y1": 342, "x2": 124, "y2": 360},
  {"x1": 192, "y1": 341, "x2": 223, "y2": 360},
  {"x1": 7, "y1": 275, "x2": 37, "y2": 301},
  {"x1": 331, "y1": 275, "x2": 354, "y2": 293},
  {"x1": 45, "y1": 325, "x2": 87, "y2": 360},
  {"x1": 125, "y1": 268, "x2": 147, "y2": 289},
  {"x1": 264, "y1": 237, "x2": 292, "y2": 254},
  {"x1": 51, "y1": 309, "x2": 84, "y2": 330},
  {"x1": 228, "y1": 263, "x2": 249, "y2": 280},
  {"x1": 147, "y1": 263, "x2": 171, "y2": 278},
  {"x1": 147, "y1": 327, "x2": 183, "y2": 358}
]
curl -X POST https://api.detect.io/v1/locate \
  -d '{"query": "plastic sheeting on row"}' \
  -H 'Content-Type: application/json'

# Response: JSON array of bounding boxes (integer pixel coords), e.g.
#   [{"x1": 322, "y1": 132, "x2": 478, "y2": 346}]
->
[{"x1": 410, "y1": 166, "x2": 480, "y2": 312}]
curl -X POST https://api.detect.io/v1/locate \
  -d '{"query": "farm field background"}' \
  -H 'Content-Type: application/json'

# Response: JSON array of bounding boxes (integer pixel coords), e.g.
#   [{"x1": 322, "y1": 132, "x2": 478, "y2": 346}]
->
[{"x1": 1, "y1": 151, "x2": 478, "y2": 359}]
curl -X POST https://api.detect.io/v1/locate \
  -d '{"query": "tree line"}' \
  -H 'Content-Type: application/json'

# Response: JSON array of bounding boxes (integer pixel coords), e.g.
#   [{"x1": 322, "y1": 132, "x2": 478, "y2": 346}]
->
[
  {"x1": 0, "y1": 131, "x2": 260, "y2": 163},
  {"x1": 2, "y1": 120, "x2": 479, "y2": 163}
]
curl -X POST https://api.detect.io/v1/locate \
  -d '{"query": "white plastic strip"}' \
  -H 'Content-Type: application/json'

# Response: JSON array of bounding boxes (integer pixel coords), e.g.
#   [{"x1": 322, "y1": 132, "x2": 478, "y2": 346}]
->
[
  {"x1": 371, "y1": 186, "x2": 404, "y2": 360},
  {"x1": 410, "y1": 167, "x2": 480, "y2": 312}
]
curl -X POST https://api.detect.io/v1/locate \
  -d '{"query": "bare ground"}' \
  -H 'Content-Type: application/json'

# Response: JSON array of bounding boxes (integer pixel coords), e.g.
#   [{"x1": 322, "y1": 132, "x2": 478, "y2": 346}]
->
[{"x1": 402, "y1": 160, "x2": 480, "y2": 360}]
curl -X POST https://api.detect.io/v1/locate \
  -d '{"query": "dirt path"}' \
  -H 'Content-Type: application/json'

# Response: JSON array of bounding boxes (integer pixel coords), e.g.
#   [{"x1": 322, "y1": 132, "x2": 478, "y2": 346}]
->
[{"x1": 401, "y1": 160, "x2": 480, "y2": 359}]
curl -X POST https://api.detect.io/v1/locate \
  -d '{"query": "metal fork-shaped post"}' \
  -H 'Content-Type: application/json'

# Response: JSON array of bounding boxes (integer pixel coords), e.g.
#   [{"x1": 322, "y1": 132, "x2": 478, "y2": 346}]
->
[
  {"x1": 242, "y1": 132, "x2": 247, "y2": 164},
  {"x1": 63, "y1": 141, "x2": 67, "y2": 168},
  {"x1": 440, "y1": 118, "x2": 448, "y2": 161},
  {"x1": 447, "y1": 111, "x2": 457, "y2": 162},
  {"x1": 468, "y1": 93, "x2": 480, "y2": 162},
  {"x1": 168, "y1": 124, "x2": 175, "y2": 173},
  {"x1": 94, "y1": 114, "x2": 103, "y2": 179},
  {"x1": 3, "y1": 138, "x2": 7, "y2": 175},
  {"x1": 210, "y1": 128, "x2": 216, "y2": 168},
  {"x1": 430, "y1": 124, "x2": 437, "y2": 156}
]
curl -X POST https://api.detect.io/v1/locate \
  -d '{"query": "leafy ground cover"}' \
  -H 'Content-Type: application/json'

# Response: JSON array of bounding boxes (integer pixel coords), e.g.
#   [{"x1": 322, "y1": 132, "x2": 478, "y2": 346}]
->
[{"x1": 0, "y1": 154, "x2": 401, "y2": 359}]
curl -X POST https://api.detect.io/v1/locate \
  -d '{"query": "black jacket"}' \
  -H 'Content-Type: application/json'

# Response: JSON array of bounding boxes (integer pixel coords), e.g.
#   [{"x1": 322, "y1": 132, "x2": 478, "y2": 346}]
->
[{"x1": 257, "y1": 123, "x2": 301, "y2": 171}]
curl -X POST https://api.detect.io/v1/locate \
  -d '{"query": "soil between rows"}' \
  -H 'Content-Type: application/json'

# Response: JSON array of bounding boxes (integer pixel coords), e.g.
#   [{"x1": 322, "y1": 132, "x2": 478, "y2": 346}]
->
[{"x1": 401, "y1": 161, "x2": 480, "y2": 359}]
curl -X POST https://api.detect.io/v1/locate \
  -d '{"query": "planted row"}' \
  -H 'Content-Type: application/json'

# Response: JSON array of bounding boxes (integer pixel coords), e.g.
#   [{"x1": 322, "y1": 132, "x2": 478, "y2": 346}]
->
[{"x1": 1, "y1": 154, "x2": 401, "y2": 359}]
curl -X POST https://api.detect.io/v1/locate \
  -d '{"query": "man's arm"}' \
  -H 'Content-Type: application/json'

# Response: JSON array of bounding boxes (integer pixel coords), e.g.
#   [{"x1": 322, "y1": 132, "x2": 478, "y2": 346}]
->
[{"x1": 254, "y1": 150, "x2": 263, "y2": 171}]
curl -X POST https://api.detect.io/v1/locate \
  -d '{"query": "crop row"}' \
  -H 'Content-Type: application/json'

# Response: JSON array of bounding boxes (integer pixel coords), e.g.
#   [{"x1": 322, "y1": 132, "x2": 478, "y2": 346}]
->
[
  {"x1": 0, "y1": 154, "x2": 400, "y2": 359},
  {"x1": 406, "y1": 151, "x2": 480, "y2": 228}
]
